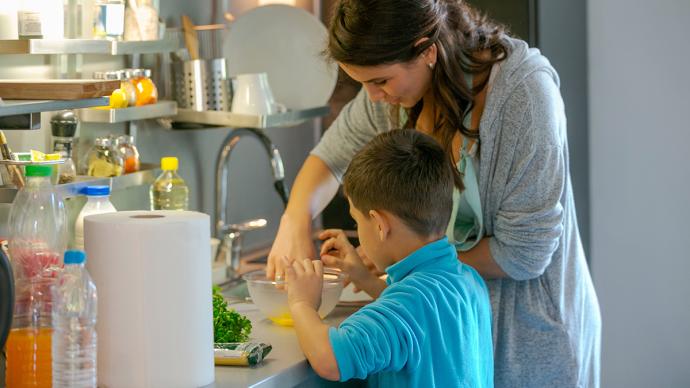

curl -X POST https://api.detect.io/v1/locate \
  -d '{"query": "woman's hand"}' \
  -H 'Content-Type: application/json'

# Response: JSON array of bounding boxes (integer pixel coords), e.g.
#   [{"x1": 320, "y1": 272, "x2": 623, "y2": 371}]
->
[
  {"x1": 266, "y1": 213, "x2": 316, "y2": 281},
  {"x1": 319, "y1": 229, "x2": 373, "y2": 287}
]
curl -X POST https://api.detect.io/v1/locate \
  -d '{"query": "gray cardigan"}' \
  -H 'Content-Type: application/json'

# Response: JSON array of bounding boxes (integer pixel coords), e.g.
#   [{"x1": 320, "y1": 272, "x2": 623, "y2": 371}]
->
[{"x1": 312, "y1": 38, "x2": 601, "y2": 387}]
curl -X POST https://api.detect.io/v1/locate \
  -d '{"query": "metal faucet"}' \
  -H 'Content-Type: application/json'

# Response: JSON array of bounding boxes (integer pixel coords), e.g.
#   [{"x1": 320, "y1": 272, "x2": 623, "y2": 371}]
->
[{"x1": 214, "y1": 127, "x2": 290, "y2": 279}]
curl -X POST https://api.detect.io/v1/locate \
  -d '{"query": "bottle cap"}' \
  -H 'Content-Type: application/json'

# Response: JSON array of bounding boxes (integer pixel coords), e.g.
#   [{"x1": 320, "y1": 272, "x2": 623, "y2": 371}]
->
[
  {"x1": 64, "y1": 250, "x2": 86, "y2": 265},
  {"x1": 25, "y1": 165, "x2": 53, "y2": 177},
  {"x1": 161, "y1": 156, "x2": 178, "y2": 171},
  {"x1": 83, "y1": 185, "x2": 111, "y2": 196}
]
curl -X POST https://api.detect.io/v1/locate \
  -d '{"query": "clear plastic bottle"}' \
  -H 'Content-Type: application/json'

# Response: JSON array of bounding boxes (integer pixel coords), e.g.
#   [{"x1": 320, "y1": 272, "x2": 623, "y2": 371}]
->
[
  {"x1": 84, "y1": 137, "x2": 123, "y2": 177},
  {"x1": 6, "y1": 164, "x2": 67, "y2": 388},
  {"x1": 51, "y1": 250, "x2": 97, "y2": 388},
  {"x1": 150, "y1": 156, "x2": 189, "y2": 210},
  {"x1": 74, "y1": 185, "x2": 117, "y2": 251}
]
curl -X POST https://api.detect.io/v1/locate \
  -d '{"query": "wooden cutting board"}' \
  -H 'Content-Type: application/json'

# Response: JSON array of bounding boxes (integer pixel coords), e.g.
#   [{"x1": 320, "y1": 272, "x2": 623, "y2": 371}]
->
[{"x1": 0, "y1": 79, "x2": 120, "y2": 100}]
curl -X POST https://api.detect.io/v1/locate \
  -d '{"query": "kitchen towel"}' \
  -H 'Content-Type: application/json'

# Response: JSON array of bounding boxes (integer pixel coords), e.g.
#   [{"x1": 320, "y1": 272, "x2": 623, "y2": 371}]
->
[{"x1": 84, "y1": 211, "x2": 214, "y2": 388}]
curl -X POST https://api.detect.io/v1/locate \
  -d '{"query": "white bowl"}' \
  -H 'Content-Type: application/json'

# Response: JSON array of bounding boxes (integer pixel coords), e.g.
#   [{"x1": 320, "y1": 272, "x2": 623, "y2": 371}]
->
[{"x1": 243, "y1": 269, "x2": 346, "y2": 326}]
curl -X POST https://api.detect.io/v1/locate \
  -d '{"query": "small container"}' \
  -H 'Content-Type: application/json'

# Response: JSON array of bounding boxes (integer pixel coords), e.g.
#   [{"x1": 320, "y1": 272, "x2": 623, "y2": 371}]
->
[
  {"x1": 51, "y1": 111, "x2": 78, "y2": 184},
  {"x1": 93, "y1": 0, "x2": 125, "y2": 40},
  {"x1": 83, "y1": 137, "x2": 123, "y2": 177},
  {"x1": 94, "y1": 70, "x2": 136, "y2": 107},
  {"x1": 115, "y1": 134, "x2": 140, "y2": 173},
  {"x1": 17, "y1": 1, "x2": 42, "y2": 39},
  {"x1": 127, "y1": 68, "x2": 158, "y2": 106}
]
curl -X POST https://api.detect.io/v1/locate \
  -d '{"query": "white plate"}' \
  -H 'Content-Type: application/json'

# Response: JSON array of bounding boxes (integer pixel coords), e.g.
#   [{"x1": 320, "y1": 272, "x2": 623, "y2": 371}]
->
[
  {"x1": 223, "y1": 5, "x2": 338, "y2": 110},
  {"x1": 338, "y1": 283, "x2": 374, "y2": 306}
]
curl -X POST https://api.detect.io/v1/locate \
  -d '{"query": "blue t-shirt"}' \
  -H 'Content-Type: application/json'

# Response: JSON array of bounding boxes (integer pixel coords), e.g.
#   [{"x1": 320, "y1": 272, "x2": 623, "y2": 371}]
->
[{"x1": 328, "y1": 237, "x2": 494, "y2": 387}]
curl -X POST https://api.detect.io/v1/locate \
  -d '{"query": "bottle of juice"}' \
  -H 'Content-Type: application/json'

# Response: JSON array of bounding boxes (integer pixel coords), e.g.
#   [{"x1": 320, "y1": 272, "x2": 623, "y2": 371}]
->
[
  {"x1": 150, "y1": 156, "x2": 188, "y2": 210},
  {"x1": 5, "y1": 164, "x2": 67, "y2": 388}
]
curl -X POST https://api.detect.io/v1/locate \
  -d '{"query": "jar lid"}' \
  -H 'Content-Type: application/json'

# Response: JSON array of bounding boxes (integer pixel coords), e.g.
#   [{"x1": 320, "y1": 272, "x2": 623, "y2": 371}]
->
[
  {"x1": 116, "y1": 134, "x2": 134, "y2": 145},
  {"x1": 129, "y1": 68, "x2": 152, "y2": 78},
  {"x1": 93, "y1": 70, "x2": 124, "y2": 80},
  {"x1": 50, "y1": 110, "x2": 78, "y2": 137},
  {"x1": 95, "y1": 137, "x2": 112, "y2": 147}
]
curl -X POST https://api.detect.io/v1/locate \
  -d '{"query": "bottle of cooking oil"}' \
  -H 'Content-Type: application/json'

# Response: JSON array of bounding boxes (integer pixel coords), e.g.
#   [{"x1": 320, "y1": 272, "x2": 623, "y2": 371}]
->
[{"x1": 150, "y1": 156, "x2": 188, "y2": 210}]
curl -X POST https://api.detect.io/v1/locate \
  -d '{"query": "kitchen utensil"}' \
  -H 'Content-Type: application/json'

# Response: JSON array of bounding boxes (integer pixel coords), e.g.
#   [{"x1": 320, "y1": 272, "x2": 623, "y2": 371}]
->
[
  {"x1": 243, "y1": 268, "x2": 346, "y2": 326},
  {"x1": 231, "y1": 72, "x2": 285, "y2": 115},
  {"x1": 0, "y1": 79, "x2": 119, "y2": 100},
  {"x1": 85, "y1": 211, "x2": 214, "y2": 387},
  {"x1": 172, "y1": 58, "x2": 232, "y2": 111},
  {"x1": 181, "y1": 14, "x2": 200, "y2": 60},
  {"x1": 223, "y1": 4, "x2": 337, "y2": 110}
]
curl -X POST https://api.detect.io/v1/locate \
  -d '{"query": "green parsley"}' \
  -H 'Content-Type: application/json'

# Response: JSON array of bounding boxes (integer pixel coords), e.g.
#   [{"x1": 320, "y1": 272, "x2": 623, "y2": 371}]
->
[{"x1": 213, "y1": 286, "x2": 252, "y2": 343}]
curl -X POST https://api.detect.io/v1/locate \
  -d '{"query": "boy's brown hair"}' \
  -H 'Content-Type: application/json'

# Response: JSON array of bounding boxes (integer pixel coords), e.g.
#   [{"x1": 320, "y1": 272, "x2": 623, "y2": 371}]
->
[{"x1": 343, "y1": 129, "x2": 463, "y2": 237}]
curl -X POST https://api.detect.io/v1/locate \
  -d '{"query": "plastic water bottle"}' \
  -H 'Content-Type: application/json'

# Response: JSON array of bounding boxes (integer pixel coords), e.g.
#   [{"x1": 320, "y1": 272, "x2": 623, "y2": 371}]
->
[
  {"x1": 52, "y1": 250, "x2": 98, "y2": 388},
  {"x1": 150, "y1": 156, "x2": 189, "y2": 210},
  {"x1": 6, "y1": 164, "x2": 67, "y2": 387},
  {"x1": 74, "y1": 185, "x2": 117, "y2": 250}
]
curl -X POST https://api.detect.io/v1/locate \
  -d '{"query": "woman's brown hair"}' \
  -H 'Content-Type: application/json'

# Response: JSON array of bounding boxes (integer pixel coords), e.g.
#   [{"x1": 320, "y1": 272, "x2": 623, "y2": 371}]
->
[{"x1": 326, "y1": 0, "x2": 509, "y2": 156}]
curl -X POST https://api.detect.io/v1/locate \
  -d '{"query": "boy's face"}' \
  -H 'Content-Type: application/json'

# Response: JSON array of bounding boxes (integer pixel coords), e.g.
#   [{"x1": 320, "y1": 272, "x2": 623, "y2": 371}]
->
[{"x1": 348, "y1": 198, "x2": 387, "y2": 271}]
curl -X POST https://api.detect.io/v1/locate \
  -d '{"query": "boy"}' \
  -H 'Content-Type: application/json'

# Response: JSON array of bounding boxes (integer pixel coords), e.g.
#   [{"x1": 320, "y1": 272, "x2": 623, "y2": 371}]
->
[{"x1": 283, "y1": 129, "x2": 493, "y2": 386}]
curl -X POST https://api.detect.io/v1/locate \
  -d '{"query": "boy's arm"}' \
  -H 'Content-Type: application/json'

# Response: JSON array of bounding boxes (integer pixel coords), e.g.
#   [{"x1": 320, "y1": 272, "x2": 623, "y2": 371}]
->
[
  {"x1": 351, "y1": 274, "x2": 388, "y2": 299},
  {"x1": 289, "y1": 302, "x2": 340, "y2": 381},
  {"x1": 319, "y1": 229, "x2": 388, "y2": 299},
  {"x1": 284, "y1": 258, "x2": 341, "y2": 381}
]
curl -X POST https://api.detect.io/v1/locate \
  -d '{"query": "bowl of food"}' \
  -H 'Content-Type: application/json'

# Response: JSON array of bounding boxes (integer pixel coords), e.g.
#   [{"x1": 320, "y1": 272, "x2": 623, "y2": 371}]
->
[{"x1": 243, "y1": 268, "x2": 346, "y2": 326}]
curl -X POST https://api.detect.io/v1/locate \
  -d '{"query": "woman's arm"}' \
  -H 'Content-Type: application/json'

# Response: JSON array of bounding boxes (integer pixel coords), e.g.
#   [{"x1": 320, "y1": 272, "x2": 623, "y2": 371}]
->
[
  {"x1": 458, "y1": 238, "x2": 507, "y2": 279},
  {"x1": 266, "y1": 155, "x2": 340, "y2": 278}
]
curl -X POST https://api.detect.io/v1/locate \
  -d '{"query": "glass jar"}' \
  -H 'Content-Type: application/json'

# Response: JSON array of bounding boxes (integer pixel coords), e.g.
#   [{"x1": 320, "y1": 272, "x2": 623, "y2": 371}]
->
[
  {"x1": 115, "y1": 134, "x2": 140, "y2": 173},
  {"x1": 50, "y1": 111, "x2": 78, "y2": 184},
  {"x1": 128, "y1": 68, "x2": 158, "y2": 106},
  {"x1": 83, "y1": 137, "x2": 123, "y2": 177},
  {"x1": 94, "y1": 70, "x2": 136, "y2": 107},
  {"x1": 93, "y1": 0, "x2": 125, "y2": 40}
]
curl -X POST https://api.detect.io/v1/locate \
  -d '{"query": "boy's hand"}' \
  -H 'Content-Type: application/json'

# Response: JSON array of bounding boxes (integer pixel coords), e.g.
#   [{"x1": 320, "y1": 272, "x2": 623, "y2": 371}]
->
[
  {"x1": 283, "y1": 258, "x2": 323, "y2": 311},
  {"x1": 319, "y1": 229, "x2": 372, "y2": 285}
]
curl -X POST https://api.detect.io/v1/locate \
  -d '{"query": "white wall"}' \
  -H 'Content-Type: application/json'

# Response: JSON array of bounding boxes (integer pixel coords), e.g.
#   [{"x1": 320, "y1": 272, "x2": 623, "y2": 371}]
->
[{"x1": 588, "y1": 0, "x2": 690, "y2": 386}]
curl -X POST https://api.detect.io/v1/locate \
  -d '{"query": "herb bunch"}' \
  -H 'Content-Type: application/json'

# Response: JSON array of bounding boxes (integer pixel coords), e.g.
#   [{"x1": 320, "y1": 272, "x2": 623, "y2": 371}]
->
[{"x1": 212, "y1": 286, "x2": 252, "y2": 343}]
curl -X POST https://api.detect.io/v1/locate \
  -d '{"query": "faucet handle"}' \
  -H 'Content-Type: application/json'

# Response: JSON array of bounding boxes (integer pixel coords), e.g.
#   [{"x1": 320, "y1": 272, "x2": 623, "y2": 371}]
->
[{"x1": 219, "y1": 218, "x2": 267, "y2": 235}]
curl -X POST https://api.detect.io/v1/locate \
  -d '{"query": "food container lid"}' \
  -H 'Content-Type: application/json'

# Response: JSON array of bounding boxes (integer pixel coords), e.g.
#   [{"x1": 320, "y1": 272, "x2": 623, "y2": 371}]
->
[{"x1": 50, "y1": 110, "x2": 79, "y2": 138}]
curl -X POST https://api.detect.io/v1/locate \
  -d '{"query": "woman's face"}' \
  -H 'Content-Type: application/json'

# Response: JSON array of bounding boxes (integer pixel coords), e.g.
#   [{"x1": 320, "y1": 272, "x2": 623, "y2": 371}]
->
[{"x1": 340, "y1": 56, "x2": 433, "y2": 108}]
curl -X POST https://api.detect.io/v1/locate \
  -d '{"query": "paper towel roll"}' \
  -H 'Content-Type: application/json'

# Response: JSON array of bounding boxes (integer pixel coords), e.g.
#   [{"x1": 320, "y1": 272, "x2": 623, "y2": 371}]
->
[{"x1": 84, "y1": 211, "x2": 214, "y2": 388}]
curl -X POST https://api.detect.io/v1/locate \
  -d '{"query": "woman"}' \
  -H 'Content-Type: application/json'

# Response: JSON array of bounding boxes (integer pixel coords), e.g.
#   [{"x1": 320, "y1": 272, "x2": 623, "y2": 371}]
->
[{"x1": 267, "y1": 0, "x2": 601, "y2": 386}]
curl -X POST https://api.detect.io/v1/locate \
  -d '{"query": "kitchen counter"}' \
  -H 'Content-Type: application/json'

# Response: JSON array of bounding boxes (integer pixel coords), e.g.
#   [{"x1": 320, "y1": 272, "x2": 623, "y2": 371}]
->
[{"x1": 211, "y1": 300, "x2": 364, "y2": 388}]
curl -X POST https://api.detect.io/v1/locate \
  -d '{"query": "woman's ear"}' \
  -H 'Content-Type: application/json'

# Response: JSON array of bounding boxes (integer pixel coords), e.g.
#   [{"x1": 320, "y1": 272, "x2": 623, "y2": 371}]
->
[
  {"x1": 414, "y1": 38, "x2": 438, "y2": 68},
  {"x1": 369, "y1": 210, "x2": 390, "y2": 241}
]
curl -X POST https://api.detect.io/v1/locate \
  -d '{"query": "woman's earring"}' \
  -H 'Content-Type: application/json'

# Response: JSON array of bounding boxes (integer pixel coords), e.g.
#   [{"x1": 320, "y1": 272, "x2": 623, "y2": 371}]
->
[{"x1": 428, "y1": 63, "x2": 435, "y2": 70}]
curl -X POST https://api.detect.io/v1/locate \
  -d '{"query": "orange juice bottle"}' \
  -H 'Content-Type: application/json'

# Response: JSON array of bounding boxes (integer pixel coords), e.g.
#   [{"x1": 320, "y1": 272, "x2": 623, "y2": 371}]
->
[
  {"x1": 6, "y1": 164, "x2": 67, "y2": 387},
  {"x1": 5, "y1": 327, "x2": 53, "y2": 387},
  {"x1": 5, "y1": 276, "x2": 55, "y2": 387}
]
